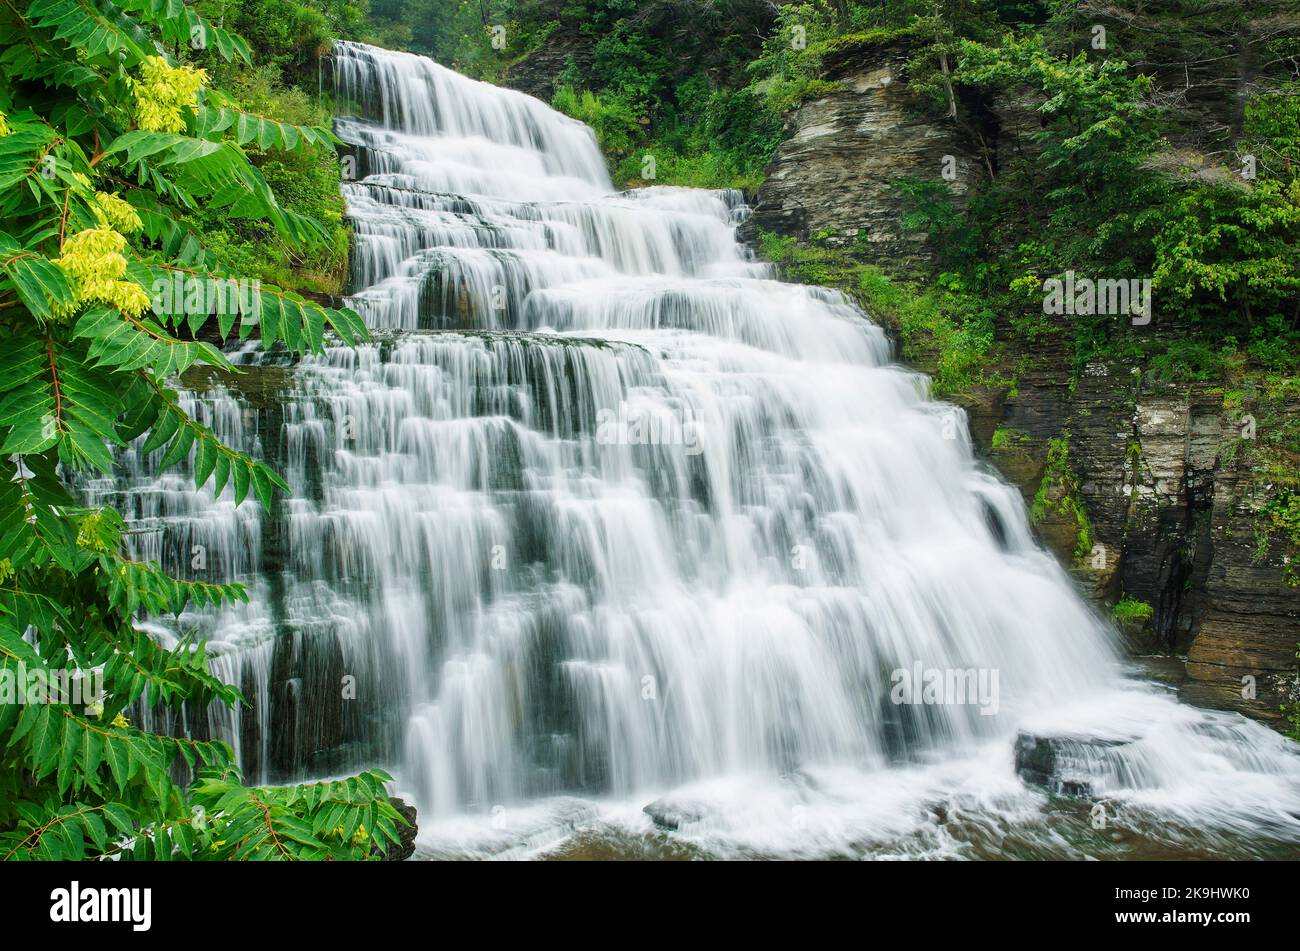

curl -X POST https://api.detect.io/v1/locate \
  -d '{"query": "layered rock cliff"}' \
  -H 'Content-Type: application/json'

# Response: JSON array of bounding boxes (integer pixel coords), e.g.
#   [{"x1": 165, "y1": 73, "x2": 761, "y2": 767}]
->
[{"x1": 739, "y1": 36, "x2": 985, "y2": 271}]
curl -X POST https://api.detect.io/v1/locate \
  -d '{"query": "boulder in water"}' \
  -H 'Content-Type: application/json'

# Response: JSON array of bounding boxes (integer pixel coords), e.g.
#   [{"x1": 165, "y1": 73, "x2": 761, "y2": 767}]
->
[
  {"x1": 643, "y1": 797, "x2": 708, "y2": 831},
  {"x1": 1013, "y1": 732, "x2": 1128, "y2": 799}
]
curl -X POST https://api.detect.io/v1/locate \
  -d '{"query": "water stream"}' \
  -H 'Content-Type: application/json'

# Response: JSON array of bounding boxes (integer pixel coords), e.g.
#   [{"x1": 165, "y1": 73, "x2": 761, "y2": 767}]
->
[{"x1": 90, "y1": 40, "x2": 1300, "y2": 859}]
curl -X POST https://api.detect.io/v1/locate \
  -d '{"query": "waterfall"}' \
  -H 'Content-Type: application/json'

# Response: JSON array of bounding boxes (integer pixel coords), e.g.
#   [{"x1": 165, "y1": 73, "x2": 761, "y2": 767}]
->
[{"x1": 95, "y1": 40, "x2": 1300, "y2": 859}]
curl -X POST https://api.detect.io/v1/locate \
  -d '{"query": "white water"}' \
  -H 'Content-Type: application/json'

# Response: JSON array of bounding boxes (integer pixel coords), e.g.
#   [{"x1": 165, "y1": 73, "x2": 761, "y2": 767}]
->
[{"x1": 93, "y1": 41, "x2": 1300, "y2": 859}]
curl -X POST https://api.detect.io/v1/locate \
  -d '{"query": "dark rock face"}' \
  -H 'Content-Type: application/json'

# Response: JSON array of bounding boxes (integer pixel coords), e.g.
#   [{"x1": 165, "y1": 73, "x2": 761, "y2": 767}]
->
[
  {"x1": 740, "y1": 39, "x2": 983, "y2": 271},
  {"x1": 1014, "y1": 733, "x2": 1079, "y2": 796},
  {"x1": 500, "y1": 32, "x2": 594, "y2": 103},
  {"x1": 180, "y1": 362, "x2": 401, "y2": 780},
  {"x1": 1184, "y1": 463, "x2": 1300, "y2": 721},
  {"x1": 1003, "y1": 358, "x2": 1298, "y2": 725},
  {"x1": 746, "y1": 42, "x2": 1300, "y2": 730}
]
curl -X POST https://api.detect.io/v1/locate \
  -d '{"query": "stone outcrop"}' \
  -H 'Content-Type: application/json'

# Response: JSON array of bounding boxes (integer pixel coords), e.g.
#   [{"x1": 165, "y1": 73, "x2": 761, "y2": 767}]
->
[
  {"x1": 993, "y1": 349, "x2": 1296, "y2": 726},
  {"x1": 739, "y1": 36, "x2": 983, "y2": 271},
  {"x1": 501, "y1": 32, "x2": 594, "y2": 103},
  {"x1": 643, "y1": 795, "x2": 708, "y2": 831},
  {"x1": 1184, "y1": 460, "x2": 1300, "y2": 721},
  {"x1": 1013, "y1": 732, "x2": 1131, "y2": 799}
]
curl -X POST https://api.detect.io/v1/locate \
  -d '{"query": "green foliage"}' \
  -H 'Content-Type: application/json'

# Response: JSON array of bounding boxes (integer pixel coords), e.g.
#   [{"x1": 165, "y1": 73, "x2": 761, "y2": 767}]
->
[
  {"x1": 1111, "y1": 597, "x2": 1154, "y2": 625},
  {"x1": 1030, "y1": 436, "x2": 1092, "y2": 560},
  {"x1": 950, "y1": 32, "x2": 1165, "y2": 284},
  {"x1": 195, "y1": 44, "x2": 353, "y2": 294},
  {"x1": 1152, "y1": 176, "x2": 1300, "y2": 333},
  {"x1": 924, "y1": 28, "x2": 1300, "y2": 365},
  {"x1": 759, "y1": 230, "x2": 998, "y2": 398},
  {"x1": 489, "y1": 1, "x2": 788, "y2": 189},
  {"x1": 884, "y1": 270, "x2": 996, "y2": 398},
  {"x1": 893, "y1": 177, "x2": 974, "y2": 265},
  {"x1": 553, "y1": 78, "x2": 784, "y2": 190},
  {"x1": 1147, "y1": 84, "x2": 1300, "y2": 353},
  {"x1": 371, "y1": 0, "x2": 496, "y2": 72},
  {"x1": 0, "y1": 0, "x2": 399, "y2": 861},
  {"x1": 1259, "y1": 489, "x2": 1300, "y2": 588},
  {"x1": 198, "y1": 0, "x2": 367, "y2": 77},
  {"x1": 1141, "y1": 339, "x2": 1242, "y2": 385},
  {"x1": 552, "y1": 85, "x2": 642, "y2": 156},
  {"x1": 745, "y1": 1, "x2": 843, "y2": 113},
  {"x1": 990, "y1": 426, "x2": 1028, "y2": 450}
]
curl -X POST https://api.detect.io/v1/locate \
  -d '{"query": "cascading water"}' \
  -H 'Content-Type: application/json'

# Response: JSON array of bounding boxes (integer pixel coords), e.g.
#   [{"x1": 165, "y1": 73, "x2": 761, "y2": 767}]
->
[{"x1": 96, "y1": 40, "x2": 1300, "y2": 859}]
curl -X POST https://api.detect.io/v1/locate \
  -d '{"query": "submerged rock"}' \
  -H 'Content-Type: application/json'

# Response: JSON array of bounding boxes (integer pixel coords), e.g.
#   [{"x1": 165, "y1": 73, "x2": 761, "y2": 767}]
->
[
  {"x1": 1013, "y1": 732, "x2": 1130, "y2": 799},
  {"x1": 643, "y1": 797, "x2": 708, "y2": 831}
]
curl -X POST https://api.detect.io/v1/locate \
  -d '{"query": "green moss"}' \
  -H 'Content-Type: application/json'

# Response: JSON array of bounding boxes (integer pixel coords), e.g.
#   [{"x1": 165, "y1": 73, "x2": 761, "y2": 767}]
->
[
  {"x1": 756, "y1": 231, "x2": 1005, "y2": 400},
  {"x1": 1111, "y1": 597, "x2": 1154, "y2": 624},
  {"x1": 808, "y1": 23, "x2": 929, "y2": 59},
  {"x1": 1030, "y1": 435, "x2": 1095, "y2": 561},
  {"x1": 990, "y1": 427, "x2": 1029, "y2": 450}
]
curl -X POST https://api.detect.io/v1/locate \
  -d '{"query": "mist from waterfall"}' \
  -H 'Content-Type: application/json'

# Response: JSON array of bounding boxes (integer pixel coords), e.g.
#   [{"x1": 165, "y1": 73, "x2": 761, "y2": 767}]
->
[{"x1": 91, "y1": 40, "x2": 1300, "y2": 860}]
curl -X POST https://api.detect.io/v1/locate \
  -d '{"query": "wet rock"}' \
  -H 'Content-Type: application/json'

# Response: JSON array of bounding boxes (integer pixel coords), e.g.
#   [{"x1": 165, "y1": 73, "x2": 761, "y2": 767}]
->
[
  {"x1": 951, "y1": 384, "x2": 1007, "y2": 451},
  {"x1": 1183, "y1": 459, "x2": 1300, "y2": 723},
  {"x1": 643, "y1": 796, "x2": 707, "y2": 831},
  {"x1": 1126, "y1": 657, "x2": 1188, "y2": 689},
  {"x1": 181, "y1": 363, "x2": 297, "y2": 410},
  {"x1": 1013, "y1": 732, "x2": 1130, "y2": 799}
]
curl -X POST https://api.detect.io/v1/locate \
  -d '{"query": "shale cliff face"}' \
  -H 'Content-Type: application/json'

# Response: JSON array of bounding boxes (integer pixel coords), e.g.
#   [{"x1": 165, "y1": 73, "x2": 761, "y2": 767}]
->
[
  {"x1": 740, "y1": 39, "x2": 983, "y2": 270},
  {"x1": 1007, "y1": 356, "x2": 1298, "y2": 725},
  {"x1": 746, "y1": 39, "x2": 1299, "y2": 728},
  {"x1": 501, "y1": 31, "x2": 594, "y2": 103}
]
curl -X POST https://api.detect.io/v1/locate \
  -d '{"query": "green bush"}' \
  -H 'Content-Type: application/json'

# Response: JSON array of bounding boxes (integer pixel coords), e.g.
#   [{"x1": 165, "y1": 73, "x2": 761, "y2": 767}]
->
[
  {"x1": 1112, "y1": 598, "x2": 1155, "y2": 625},
  {"x1": 194, "y1": 64, "x2": 350, "y2": 293},
  {"x1": 552, "y1": 85, "x2": 643, "y2": 157}
]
